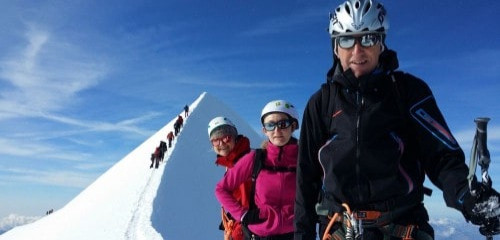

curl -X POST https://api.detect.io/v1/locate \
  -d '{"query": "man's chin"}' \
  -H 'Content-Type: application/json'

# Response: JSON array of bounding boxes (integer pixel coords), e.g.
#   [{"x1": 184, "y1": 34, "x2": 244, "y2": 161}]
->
[{"x1": 351, "y1": 69, "x2": 370, "y2": 78}]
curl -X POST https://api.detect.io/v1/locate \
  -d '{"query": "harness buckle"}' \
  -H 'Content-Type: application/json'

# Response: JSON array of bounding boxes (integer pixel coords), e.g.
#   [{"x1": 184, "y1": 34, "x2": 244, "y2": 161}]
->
[
  {"x1": 353, "y1": 210, "x2": 382, "y2": 220},
  {"x1": 352, "y1": 210, "x2": 389, "y2": 226}
]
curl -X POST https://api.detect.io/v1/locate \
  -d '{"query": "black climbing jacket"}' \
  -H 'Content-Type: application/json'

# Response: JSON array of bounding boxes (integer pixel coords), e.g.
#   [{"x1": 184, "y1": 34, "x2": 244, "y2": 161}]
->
[{"x1": 294, "y1": 50, "x2": 469, "y2": 240}]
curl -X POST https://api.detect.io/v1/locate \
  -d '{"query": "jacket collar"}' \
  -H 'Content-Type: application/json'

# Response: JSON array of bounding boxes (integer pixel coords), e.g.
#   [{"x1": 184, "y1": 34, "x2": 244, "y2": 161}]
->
[
  {"x1": 326, "y1": 49, "x2": 400, "y2": 93},
  {"x1": 264, "y1": 137, "x2": 298, "y2": 166},
  {"x1": 215, "y1": 135, "x2": 250, "y2": 168}
]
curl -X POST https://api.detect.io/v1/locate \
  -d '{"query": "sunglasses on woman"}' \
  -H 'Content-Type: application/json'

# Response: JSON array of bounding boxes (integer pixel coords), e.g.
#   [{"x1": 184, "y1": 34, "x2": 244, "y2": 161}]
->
[
  {"x1": 210, "y1": 135, "x2": 232, "y2": 147},
  {"x1": 337, "y1": 33, "x2": 381, "y2": 49},
  {"x1": 263, "y1": 119, "x2": 292, "y2": 131}
]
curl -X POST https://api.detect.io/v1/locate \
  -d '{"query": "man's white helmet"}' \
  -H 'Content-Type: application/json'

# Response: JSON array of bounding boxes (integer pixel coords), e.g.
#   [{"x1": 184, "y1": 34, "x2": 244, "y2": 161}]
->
[
  {"x1": 260, "y1": 100, "x2": 299, "y2": 127},
  {"x1": 329, "y1": 0, "x2": 389, "y2": 37},
  {"x1": 207, "y1": 116, "x2": 236, "y2": 137}
]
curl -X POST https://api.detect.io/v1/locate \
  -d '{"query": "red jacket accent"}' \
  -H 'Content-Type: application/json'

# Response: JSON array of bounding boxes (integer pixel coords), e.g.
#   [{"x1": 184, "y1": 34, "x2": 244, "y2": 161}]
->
[{"x1": 215, "y1": 135, "x2": 251, "y2": 209}]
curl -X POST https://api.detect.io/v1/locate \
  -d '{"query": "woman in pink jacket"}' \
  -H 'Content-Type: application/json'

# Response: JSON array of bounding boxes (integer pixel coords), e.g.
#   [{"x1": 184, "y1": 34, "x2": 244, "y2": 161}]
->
[{"x1": 215, "y1": 100, "x2": 299, "y2": 240}]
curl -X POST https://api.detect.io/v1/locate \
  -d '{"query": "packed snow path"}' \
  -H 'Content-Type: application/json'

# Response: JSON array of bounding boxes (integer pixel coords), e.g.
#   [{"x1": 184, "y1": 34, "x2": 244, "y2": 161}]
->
[{"x1": 124, "y1": 153, "x2": 168, "y2": 240}]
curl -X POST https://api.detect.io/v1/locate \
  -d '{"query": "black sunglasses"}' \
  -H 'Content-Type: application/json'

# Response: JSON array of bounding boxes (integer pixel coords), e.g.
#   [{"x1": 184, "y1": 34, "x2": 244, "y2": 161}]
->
[
  {"x1": 263, "y1": 119, "x2": 292, "y2": 131},
  {"x1": 337, "y1": 33, "x2": 382, "y2": 49}
]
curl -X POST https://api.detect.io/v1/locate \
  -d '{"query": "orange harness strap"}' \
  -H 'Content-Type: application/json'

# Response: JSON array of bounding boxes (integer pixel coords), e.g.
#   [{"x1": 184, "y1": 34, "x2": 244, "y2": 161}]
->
[{"x1": 221, "y1": 208, "x2": 235, "y2": 240}]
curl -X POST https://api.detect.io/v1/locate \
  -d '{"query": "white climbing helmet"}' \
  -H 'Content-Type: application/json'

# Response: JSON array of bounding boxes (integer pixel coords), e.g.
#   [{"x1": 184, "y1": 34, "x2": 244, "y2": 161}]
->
[
  {"x1": 260, "y1": 100, "x2": 299, "y2": 127},
  {"x1": 329, "y1": 0, "x2": 389, "y2": 37},
  {"x1": 207, "y1": 116, "x2": 236, "y2": 137}
]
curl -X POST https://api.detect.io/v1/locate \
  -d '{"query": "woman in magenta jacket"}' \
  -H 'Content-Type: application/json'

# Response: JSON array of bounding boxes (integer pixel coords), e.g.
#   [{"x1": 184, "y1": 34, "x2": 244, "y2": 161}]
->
[{"x1": 215, "y1": 100, "x2": 299, "y2": 240}]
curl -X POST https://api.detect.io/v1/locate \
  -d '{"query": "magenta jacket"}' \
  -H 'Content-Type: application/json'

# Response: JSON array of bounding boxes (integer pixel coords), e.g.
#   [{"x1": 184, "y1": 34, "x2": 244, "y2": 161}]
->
[{"x1": 215, "y1": 139, "x2": 298, "y2": 237}]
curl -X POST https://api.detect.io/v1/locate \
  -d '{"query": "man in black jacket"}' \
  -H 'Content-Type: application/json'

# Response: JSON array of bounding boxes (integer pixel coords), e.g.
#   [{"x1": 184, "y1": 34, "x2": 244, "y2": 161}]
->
[{"x1": 294, "y1": 0, "x2": 500, "y2": 239}]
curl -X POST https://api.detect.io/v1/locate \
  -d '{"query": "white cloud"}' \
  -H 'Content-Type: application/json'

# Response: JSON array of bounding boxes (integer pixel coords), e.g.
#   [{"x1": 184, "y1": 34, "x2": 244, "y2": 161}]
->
[
  {"x1": 0, "y1": 214, "x2": 41, "y2": 232},
  {"x1": 0, "y1": 24, "x2": 107, "y2": 120},
  {"x1": 452, "y1": 125, "x2": 500, "y2": 154},
  {"x1": 430, "y1": 218, "x2": 459, "y2": 238},
  {"x1": 74, "y1": 162, "x2": 114, "y2": 171},
  {"x1": 440, "y1": 226, "x2": 456, "y2": 238},
  {"x1": 0, "y1": 137, "x2": 89, "y2": 161},
  {"x1": 1, "y1": 167, "x2": 97, "y2": 188},
  {"x1": 36, "y1": 111, "x2": 158, "y2": 136}
]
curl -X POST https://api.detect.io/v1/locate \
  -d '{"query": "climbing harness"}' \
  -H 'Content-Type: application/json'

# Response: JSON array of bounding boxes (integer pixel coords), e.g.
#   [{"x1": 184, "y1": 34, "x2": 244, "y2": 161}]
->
[{"x1": 322, "y1": 203, "x2": 432, "y2": 240}]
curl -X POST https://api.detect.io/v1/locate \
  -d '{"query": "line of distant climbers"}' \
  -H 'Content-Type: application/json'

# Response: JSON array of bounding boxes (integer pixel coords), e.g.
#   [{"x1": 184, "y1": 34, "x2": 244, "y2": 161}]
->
[
  {"x1": 45, "y1": 209, "x2": 54, "y2": 215},
  {"x1": 148, "y1": 105, "x2": 189, "y2": 169}
]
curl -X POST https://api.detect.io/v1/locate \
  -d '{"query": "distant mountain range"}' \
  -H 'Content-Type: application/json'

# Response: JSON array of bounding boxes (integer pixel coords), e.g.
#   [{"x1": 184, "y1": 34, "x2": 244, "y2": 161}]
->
[{"x1": 431, "y1": 217, "x2": 487, "y2": 239}]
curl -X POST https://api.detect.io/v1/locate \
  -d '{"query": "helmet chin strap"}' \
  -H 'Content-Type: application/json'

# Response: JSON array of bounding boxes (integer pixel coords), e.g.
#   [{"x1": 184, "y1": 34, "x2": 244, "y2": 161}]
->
[{"x1": 332, "y1": 38, "x2": 338, "y2": 57}]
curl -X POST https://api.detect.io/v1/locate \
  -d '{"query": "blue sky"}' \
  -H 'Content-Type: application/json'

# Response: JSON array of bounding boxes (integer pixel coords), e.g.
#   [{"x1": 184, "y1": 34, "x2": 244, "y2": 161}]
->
[{"x1": 0, "y1": 0, "x2": 499, "y2": 223}]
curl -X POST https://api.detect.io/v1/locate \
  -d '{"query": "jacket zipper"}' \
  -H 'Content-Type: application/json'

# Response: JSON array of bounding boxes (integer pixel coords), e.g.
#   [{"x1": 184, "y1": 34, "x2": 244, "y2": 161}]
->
[
  {"x1": 278, "y1": 146, "x2": 283, "y2": 162},
  {"x1": 355, "y1": 91, "x2": 364, "y2": 203},
  {"x1": 278, "y1": 146, "x2": 284, "y2": 228}
]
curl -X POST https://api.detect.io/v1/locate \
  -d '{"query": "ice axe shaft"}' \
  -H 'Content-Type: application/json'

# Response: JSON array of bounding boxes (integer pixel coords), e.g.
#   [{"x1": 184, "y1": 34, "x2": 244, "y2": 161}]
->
[
  {"x1": 467, "y1": 117, "x2": 494, "y2": 240},
  {"x1": 467, "y1": 117, "x2": 491, "y2": 195}
]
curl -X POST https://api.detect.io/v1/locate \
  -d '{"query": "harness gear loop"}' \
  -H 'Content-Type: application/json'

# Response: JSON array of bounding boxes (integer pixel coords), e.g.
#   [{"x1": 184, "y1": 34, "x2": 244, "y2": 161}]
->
[
  {"x1": 221, "y1": 207, "x2": 235, "y2": 240},
  {"x1": 322, "y1": 203, "x2": 353, "y2": 240}
]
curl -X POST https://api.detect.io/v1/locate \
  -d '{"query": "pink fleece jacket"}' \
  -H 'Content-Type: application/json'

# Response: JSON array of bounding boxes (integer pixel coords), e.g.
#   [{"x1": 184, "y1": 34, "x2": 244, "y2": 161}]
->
[{"x1": 215, "y1": 140, "x2": 298, "y2": 237}]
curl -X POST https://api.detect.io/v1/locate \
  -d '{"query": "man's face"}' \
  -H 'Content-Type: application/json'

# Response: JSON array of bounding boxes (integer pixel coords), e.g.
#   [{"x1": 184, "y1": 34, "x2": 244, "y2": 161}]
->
[{"x1": 335, "y1": 33, "x2": 383, "y2": 78}]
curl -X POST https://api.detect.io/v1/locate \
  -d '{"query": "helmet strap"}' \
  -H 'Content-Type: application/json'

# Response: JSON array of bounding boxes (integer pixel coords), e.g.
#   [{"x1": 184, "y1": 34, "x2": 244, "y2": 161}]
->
[{"x1": 331, "y1": 38, "x2": 339, "y2": 57}]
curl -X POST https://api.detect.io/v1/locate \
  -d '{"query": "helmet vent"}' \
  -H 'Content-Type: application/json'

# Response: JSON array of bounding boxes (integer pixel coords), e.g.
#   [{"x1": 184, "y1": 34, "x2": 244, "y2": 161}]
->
[
  {"x1": 329, "y1": 0, "x2": 389, "y2": 37},
  {"x1": 364, "y1": 1, "x2": 372, "y2": 14}
]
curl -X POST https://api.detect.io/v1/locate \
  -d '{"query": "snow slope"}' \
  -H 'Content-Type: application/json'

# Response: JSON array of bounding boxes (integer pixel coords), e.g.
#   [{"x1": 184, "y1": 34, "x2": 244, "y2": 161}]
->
[{"x1": 0, "y1": 92, "x2": 263, "y2": 240}]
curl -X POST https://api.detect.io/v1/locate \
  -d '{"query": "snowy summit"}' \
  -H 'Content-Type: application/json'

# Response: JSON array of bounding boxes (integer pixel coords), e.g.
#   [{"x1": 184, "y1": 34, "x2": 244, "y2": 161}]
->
[{"x1": 0, "y1": 92, "x2": 262, "y2": 240}]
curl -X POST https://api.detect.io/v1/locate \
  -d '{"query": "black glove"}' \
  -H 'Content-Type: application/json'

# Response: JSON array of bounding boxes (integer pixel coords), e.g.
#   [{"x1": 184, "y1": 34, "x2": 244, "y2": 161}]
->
[
  {"x1": 242, "y1": 208, "x2": 264, "y2": 225},
  {"x1": 462, "y1": 186, "x2": 500, "y2": 236}
]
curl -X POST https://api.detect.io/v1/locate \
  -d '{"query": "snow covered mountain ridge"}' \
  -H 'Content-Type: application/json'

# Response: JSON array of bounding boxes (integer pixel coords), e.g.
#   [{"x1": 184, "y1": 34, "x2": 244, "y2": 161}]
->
[{"x1": 0, "y1": 92, "x2": 262, "y2": 240}]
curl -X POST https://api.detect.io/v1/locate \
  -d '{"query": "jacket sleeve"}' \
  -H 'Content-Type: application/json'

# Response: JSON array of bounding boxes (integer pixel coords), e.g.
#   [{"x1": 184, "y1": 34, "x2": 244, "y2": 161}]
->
[
  {"x1": 294, "y1": 90, "x2": 328, "y2": 240},
  {"x1": 215, "y1": 150, "x2": 255, "y2": 220},
  {"x1": 405, "y1": 74, "x2": 469, "y2": 210}
]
